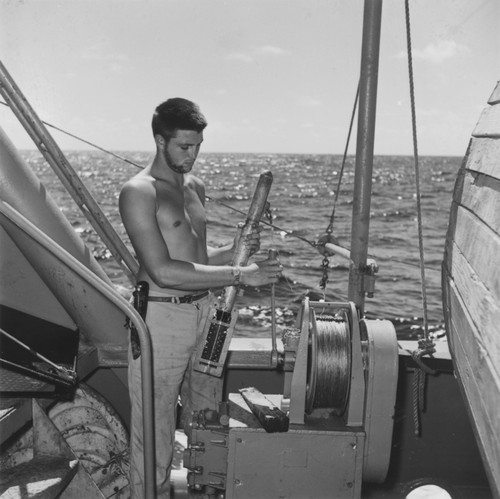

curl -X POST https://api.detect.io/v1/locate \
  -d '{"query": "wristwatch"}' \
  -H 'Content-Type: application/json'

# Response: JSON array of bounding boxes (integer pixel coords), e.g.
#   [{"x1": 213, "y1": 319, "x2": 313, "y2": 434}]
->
[{"x1": 232, "y1": 266, "x2": 241, "y2": 286}]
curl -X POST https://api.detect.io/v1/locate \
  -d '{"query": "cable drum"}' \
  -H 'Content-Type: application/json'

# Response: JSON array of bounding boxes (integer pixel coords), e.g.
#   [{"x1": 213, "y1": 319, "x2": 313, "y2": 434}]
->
[{"x1": 306, "y1": 311, "x2": 352, "y2": 415}]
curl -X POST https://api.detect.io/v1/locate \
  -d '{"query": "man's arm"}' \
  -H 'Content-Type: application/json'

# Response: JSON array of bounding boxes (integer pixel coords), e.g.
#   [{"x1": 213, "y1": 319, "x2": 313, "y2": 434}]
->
[
  {"x1": 119, "y1": 180, "x2": 279, "y2": 290},
  {"x1": 207, "y1": 243, "x2": 234, "y2": 266},
  {"x1": 207, "y1": 225, "x2": 261, "y2": 266}
]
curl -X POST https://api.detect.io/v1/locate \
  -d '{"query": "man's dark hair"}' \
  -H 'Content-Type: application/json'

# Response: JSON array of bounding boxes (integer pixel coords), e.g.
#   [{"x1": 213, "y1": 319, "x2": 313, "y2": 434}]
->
[{"x1": 152, "y1": 98, "x2": 207, "y2": 142}]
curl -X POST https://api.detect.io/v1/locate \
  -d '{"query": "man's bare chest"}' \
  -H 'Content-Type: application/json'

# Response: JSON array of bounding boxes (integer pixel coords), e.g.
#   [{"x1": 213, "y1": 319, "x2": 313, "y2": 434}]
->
[{"x1": 155, "y1": 184, "x2": 206, "y2": 236}]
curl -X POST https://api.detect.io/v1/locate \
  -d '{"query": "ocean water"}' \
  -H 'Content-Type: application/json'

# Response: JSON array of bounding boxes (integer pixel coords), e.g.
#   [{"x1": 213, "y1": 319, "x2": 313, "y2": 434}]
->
[{"x1": 22, "y1": 150, "x2": 462, "y2": 340}]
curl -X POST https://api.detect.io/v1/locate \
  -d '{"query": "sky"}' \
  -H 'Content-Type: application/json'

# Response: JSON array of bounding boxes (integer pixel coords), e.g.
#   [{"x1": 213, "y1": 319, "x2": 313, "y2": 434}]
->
[{"x1": 0, "y1": 0, "x2": 498, "y2": 156}]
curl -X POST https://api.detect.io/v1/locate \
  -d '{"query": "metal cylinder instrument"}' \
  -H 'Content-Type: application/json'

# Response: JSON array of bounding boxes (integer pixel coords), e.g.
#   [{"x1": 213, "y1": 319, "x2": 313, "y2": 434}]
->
[{"x1": 193, "y1": 171, "x2": 273, "y2": 377}]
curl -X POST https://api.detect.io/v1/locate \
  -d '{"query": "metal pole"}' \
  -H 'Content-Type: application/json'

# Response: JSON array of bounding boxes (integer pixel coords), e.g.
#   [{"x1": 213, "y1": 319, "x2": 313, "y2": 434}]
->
[
  {"x1": 0, "y1": 198, "x2": 156, "y2": 497},
  {"x1": 348, "y1": 0, "x2": 383, "y2": 314},
  {"x1": 137, "y1": 317, "x2": 156, "y2": 498},
  {"x1": 0, "y1": 59, "x2": 139, "y2": 283}
]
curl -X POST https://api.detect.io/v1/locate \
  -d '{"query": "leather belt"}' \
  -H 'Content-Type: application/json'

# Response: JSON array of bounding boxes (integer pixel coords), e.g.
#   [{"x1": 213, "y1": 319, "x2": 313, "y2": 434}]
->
[{"x1": 147, "y1": 290, "x2": 210, "y2": 304}]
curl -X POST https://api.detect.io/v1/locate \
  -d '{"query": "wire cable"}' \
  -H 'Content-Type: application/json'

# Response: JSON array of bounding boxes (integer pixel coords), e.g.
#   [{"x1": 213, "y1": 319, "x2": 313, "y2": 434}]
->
[{"x1": 405, "y1": 0, "x2": 430, "y2": 341}]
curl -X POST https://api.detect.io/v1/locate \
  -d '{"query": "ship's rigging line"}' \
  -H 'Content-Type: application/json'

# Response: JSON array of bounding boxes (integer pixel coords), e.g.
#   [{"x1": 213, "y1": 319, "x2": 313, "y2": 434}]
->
[
  {"x1": 319, "y1": 82, "x2": 360, "y2": 291},
  {"x1": 405, "y1": 0, "x2": 430, "y2": 343},
  {"x1": 325, "y1": 83, "x2": 360, "y2": 237},
  {"x1": 404, "y1": 0, "x2": 437, "y2": 439},
  {"x1": 0, "y1": 102, "x2": 440, "y2": 276},
  {"x1": 0, "y1": 99, "x2": 318, "y2": 250}
]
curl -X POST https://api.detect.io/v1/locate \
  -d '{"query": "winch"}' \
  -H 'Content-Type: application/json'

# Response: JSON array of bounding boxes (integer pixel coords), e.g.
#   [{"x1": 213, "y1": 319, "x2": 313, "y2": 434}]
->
[{"x1": 184, "y1": 298, "x2": 398, "y2": 498}]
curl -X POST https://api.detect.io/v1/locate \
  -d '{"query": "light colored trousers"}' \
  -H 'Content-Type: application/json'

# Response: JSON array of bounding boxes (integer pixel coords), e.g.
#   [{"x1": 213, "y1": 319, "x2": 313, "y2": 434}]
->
[{"x1": 128, "y1": 292, "x2": 222, "y2": 498}]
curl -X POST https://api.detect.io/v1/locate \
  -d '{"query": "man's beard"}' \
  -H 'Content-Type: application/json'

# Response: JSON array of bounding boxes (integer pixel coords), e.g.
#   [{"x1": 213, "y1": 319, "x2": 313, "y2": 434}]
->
[{"x1": 163, "y1": 147, "x2": 193, "y2": 174}]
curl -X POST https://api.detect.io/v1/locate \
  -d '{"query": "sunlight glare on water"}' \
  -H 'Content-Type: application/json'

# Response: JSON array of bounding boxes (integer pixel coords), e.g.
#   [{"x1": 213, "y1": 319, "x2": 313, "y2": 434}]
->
[{"x1": 24, "y1": 150, "x2": 461, "y2": 339}]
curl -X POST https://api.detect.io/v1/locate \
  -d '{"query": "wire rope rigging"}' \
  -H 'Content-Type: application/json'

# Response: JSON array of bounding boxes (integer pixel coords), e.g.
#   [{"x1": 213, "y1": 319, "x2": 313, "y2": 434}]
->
[{"x1": 403, "y1": 0, "x2": 437, "y2": 438}]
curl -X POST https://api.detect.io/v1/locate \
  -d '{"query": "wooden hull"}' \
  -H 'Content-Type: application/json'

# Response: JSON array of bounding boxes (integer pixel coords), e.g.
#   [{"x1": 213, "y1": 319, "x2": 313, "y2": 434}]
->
[{"x1": 442, "y1": 80, "x2": 500, "y2": 497}]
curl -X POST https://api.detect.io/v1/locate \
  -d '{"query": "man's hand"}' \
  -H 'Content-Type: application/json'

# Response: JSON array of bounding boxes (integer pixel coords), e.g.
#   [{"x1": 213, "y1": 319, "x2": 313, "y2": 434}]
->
[
  {"x1": 234, "y1": 222, "x2": 262, "y2": 257},
  {"x1": 240, "y1": 255, "x2": 283, "y2": 287}
]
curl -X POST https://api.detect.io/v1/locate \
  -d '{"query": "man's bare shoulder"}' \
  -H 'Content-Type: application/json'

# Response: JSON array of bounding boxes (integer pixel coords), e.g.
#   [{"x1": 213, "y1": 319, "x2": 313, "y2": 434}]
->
[
  {"x1": 122, "y1": 170, "x2": 155, "y2": 189},
  {"x1": 119, "y1": 172, "x2": 159, "y2": 217},
  {"x1": 120, "y1": 171, "x2": 157, "y2": 198},
  {"x1": 185, "y1": 173, "x2": 206, "y2": 202}
]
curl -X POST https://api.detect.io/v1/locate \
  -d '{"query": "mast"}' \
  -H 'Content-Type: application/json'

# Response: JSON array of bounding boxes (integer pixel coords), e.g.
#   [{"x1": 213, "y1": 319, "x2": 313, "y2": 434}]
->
[{"x1": 348, "y1": 0, "x2": 383, "y2": 314}]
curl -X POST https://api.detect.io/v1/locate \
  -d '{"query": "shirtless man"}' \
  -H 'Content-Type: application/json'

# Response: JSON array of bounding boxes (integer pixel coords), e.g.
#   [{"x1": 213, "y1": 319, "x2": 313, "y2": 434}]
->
[{"x1": 119, "y1": 98, "x2": 281, "y2": 497}]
